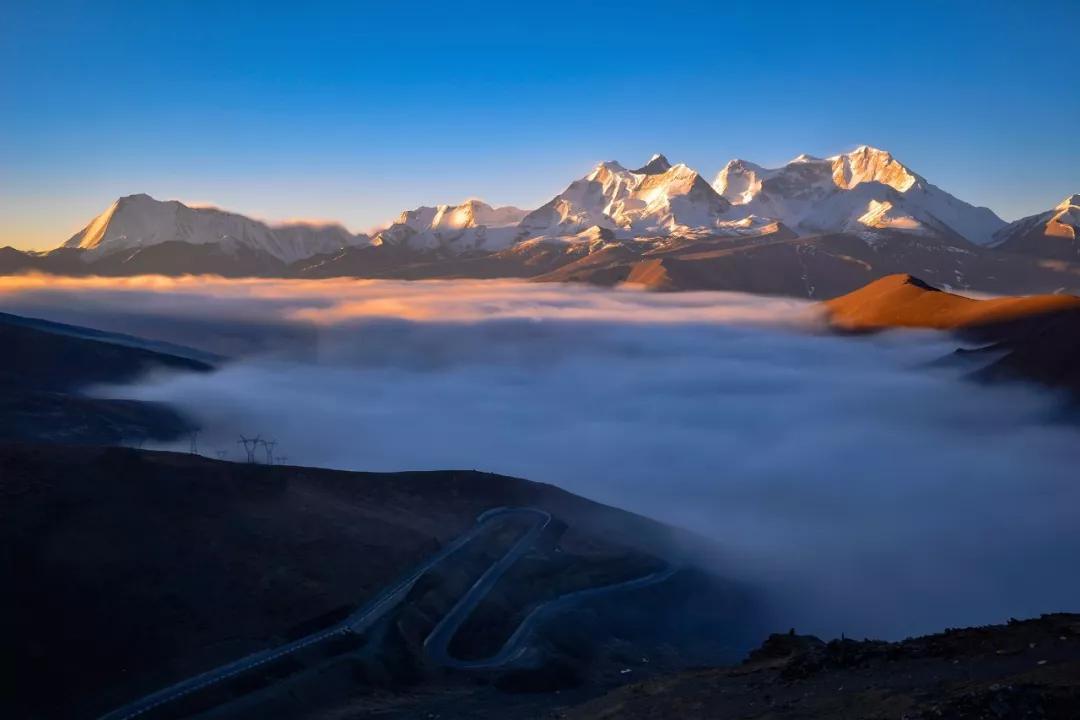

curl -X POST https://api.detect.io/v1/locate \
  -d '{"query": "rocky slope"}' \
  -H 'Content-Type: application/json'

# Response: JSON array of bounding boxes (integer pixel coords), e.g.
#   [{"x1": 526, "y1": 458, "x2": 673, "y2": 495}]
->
[{"x1": 565, "y1": 614, "x2": 1080, "y2": 720}]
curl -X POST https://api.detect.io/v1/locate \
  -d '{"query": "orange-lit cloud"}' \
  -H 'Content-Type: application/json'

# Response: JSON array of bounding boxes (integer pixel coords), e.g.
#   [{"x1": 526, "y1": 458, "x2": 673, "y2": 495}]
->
[{"x1": 0, "y1": 274, "x2": 823, "y2": 327}]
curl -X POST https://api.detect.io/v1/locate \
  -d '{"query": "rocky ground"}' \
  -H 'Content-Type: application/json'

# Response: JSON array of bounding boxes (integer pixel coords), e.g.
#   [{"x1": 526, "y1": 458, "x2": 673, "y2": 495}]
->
[{"x1": 563, "y1": 614, "x2": 1080, "y2": 719}]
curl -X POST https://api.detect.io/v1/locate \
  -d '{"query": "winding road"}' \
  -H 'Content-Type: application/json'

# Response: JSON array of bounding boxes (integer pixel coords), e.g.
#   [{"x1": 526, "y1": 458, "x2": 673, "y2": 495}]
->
[
  {"x1": 97, "y1": 506, "x2": 676, "y2": 720},
  {"x1": 433, "y1": 563, "x2": 681, "y2": 670},
  {"x1": 425, "y1": 509, "x2": 679, "y2": 670}
]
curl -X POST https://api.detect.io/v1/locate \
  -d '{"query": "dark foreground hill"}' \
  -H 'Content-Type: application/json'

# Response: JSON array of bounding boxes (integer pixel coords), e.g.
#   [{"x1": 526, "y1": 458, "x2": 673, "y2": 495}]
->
[
  {"x1": 0, "y1": 311, "x2": 212, "y2": 445},
  {"x1": 0, "y1": 443, "x2": 762, "y2": 720}
]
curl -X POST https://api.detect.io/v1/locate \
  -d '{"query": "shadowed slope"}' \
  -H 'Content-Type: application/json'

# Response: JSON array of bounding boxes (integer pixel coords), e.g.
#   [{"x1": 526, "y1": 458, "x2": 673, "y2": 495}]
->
[
  {"x1": 0, "y1": 313, "x2": 212, "y2": 444},
  {"x1": 824, "y1": 274, "x2": 1080, "y2": 398}
]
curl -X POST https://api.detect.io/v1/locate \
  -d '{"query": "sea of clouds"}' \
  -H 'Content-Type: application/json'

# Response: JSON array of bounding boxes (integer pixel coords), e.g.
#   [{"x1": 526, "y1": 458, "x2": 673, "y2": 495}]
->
[{"x1": 2, "y1": 275, "x2": 1078, "y2": 640}]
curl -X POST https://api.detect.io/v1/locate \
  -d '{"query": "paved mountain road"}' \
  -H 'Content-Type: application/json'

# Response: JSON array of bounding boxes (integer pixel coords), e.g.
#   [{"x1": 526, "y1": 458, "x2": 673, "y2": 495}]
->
[{"x1": 97, "y1": 506, "x2": 676, "y2": 720}]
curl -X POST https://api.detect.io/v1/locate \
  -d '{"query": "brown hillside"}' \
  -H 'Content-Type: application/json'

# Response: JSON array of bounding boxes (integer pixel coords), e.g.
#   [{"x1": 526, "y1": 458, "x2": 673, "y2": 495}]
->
[
  {"x1": 824, "y1": 274, "x2": 1080, "y2": 399},
  {"x1": 824, "y1": 273, "x2": 1080, "y2": 332}
]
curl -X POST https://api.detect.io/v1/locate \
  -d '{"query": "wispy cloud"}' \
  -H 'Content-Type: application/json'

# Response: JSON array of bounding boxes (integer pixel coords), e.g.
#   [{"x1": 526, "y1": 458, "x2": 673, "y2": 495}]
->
[{"x1": 0, "y1": 274, "x2": 822, "y2": 328}]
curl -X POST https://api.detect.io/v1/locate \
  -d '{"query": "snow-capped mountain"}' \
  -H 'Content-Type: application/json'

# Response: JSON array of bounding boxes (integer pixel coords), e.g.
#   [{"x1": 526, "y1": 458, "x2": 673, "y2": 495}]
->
[
  {"x1": 12, "y1": 159, "x2": 1080, "y2": 300},
  {"x1": 64, "y1": 194, "x2": 368, "y2": 264},
  {"x1": 272, "y1": 222, "x2": 362, "y2": 260},
  {"x1": 372, "y1": 199, "x2": 526, "y2": 252},
  {"x1": 518, "y1": 154, "x2": 738, "y2": 240},
  {"x1": 713, "y1": 146, "x2": 1006, "y2": 245},
  {"x1": 992, "y1": 194, "x2": 1080, "y2": 260},
  {"x1": 37, "y1": 148, "x2": 1079, "y2": 298},
  {"x1": 58, "y1": 147, "x2": 1014, "y2": 266}
]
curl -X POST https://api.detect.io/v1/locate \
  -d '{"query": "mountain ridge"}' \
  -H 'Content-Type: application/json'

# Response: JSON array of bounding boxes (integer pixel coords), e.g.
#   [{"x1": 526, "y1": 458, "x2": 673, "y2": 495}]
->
[
  {"x1": 54, "y1": 145, "x2": 1040, "y2": 262},
  {"x1": 3, "y1": 147, "x2": 1078, "y2": 299},
  {"x1": 713, "y1": 146, "x2": 1005, "y2": 245},
  {"x1": 991, "y1": 194, "x2": 1080, "y2": 260},
  {"x1": 63, "y1": 193, "x2": 370, "y2": 264}
]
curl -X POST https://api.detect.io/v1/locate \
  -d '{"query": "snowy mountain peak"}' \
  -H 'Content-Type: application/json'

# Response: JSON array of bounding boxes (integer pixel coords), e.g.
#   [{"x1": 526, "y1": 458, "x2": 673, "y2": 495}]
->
[
  {"x1": 394, "y1": 199, "x2": 524, "y2": 232},
  {"x1": 713, "y1": 159, "x2": 774, "y2": 205},
  {"x1": 519, "y1": 157, "x2": 730, "y2": 239},
  {"x1": 1047, "y1": 195, "x2": 1080, "y2": 239},
  {"x1": 66, "y1": 194, "x2": 186, "y2": 255},
  {"x1": 1056, "y1": 194, "x2": 1080, "y2": 210},
  {"x1": 633, "y1": 154, "x2": 673, "y2": 174},
  {"x1": 586, "y1": 160, "x2": 630, "y2": 182},
  {"x1": 829, "y1": 145, "x2": 920, "y2": 193},
  {"x1": 63, "y1": 194, "x2": 366, "y2": 263},
  {"x1": 117, "y1": 192, "x2": 155, "y2": 205},
  {"x1": 991, "y1": 192, "x2": 1080, "y2": 258},
  {"x1": 376, "y1": 199, "x2": 527, "y2": 251},
  {"x1": 710, "y1": 146, "x2": 1002, "y2": 245},
  {"x1": 633, "y1": 163, "x2": 713, "y2": 203}
]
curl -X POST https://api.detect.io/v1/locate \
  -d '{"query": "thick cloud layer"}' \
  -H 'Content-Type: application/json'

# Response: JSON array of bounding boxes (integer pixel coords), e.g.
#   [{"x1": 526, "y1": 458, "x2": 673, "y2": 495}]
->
[{"x1": 3, "y1": 276, "x2": 1078, "y2": 640}]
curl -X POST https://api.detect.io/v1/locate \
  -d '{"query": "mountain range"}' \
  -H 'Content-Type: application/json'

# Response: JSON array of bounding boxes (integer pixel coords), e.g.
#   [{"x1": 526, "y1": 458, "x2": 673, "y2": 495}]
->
[{"x1": 3, "y1": 146, "x2": 1078, "y2": 298}]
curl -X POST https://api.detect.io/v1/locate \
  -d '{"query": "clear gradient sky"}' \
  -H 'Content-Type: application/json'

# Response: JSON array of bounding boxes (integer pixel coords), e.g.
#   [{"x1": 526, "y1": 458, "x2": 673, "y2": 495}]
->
[{"x1": 2, "y1": 0, "x2": 1078, "y2": 250}]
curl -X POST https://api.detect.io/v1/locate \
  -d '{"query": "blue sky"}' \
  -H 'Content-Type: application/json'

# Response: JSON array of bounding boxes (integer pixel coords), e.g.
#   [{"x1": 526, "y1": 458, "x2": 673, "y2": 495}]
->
[{"x1": 2, "y1": 0, "x2": 1077, "y2": 249}]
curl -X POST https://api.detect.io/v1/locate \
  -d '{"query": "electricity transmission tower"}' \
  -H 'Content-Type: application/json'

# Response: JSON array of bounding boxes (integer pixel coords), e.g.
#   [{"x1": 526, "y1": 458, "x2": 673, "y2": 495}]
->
[
  {"x1": 237, "y1": 435, "x2": 261, "y2": 463},
  {"x1": 260, "y1": 439, "x2": 277, "y2": 466},
  {"x1": 189, "y1": 430, "x2": 199, "y2": 455}
]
